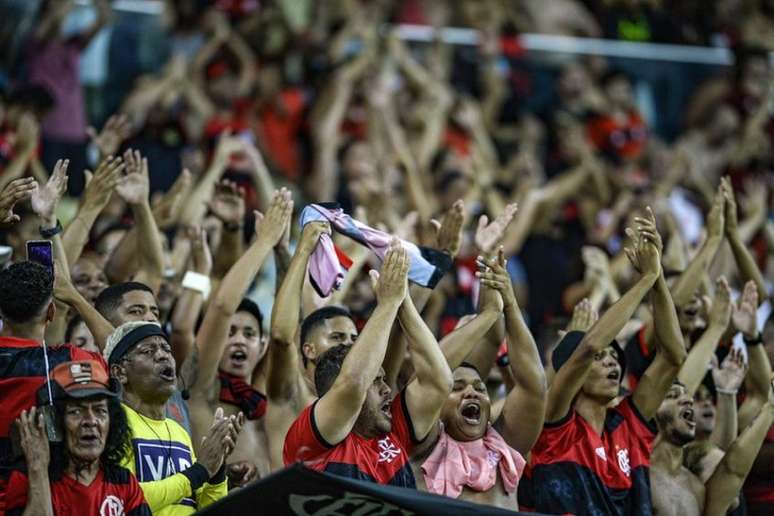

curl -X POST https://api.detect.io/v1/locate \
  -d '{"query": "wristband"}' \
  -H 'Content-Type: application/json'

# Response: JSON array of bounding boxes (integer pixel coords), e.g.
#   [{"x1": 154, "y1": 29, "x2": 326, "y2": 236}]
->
[
  {"x1": 743, "y1": 332, "x2": 763, "y2": 347},
  {"x1": 39, "y1": 220, "x2": 63, "y2": 238},
  {"x1": 716, "y1": 387, "x2": 738, "y2": 396},
  {"x1": 210, "y1": 464, "x2": 226, "y2": 484},
  {"x1": 182, "y1": 271, "x2": 211, "y2": 300},
  {"x1": 496, "y1": 340, "x2": 509, "y2": 367}
]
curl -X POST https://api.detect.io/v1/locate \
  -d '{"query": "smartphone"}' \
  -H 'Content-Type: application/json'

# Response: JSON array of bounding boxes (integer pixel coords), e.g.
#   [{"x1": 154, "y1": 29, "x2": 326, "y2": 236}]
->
[{"x1": 26, "y1": 240, "x2": 54, "y2": 276}]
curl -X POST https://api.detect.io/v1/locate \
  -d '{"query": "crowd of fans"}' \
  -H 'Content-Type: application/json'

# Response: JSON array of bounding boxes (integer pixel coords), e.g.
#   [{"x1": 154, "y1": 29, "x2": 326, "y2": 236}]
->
[{"x1": 0, "y1": 0, "x2": 773, "y2": 515}]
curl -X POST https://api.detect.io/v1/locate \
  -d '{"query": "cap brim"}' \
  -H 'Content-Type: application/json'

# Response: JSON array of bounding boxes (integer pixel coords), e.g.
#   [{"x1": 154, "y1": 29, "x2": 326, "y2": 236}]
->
[{"x1": 62, "y1": 386, "x2": 118, "y2": 399}]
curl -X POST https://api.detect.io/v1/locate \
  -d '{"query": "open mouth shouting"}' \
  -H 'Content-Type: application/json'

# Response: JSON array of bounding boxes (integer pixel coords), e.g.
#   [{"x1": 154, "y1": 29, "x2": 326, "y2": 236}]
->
[
  {"x1": 158, "y1": 364, "x2": 176, "y2": 383},
  {"x1": 679, "y1": 407, "x2": 696, "y2": 429},
  {"x1": 229, "y1": 348, "x2": 248, "y2": 367},
  {"x1": 606, "y1": 369, "x2": 620, "y2": 382},
  {"x1": 379, "y1": 400, "x2": 392, "y2": 420},
  {"x1": 78, "y1": 432, "x2": 102, "y2": 447},
  {"x1": 460, "y1": 400, "x2": 482, "y2": 425}
]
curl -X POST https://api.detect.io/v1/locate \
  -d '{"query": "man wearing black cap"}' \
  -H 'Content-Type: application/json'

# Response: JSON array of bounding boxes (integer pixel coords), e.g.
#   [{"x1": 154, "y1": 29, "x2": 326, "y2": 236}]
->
[
  {"x1": 104, "y1": 321, "x2": 239, "y2": 516},
  {"x1": 519, "y1": 212, "x2": 686, "y2": 515},
  {"x1": 7, "y1": 359, "x2": 150, "y2": 515}
]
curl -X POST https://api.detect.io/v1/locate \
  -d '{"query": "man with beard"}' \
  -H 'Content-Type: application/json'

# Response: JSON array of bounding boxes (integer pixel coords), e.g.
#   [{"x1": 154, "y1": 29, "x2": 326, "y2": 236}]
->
[
  {"x1": 417, "y1": 249, "x2": 546, "y2": 510},
  {"x1": 650, "y1": 379, "x2": 774, "y2": 516},
  {"x1": 284, "y1": 241, "x2": 453, "y2": 487},
  {"x1": 104, "y1": 322, "x2": 239, "y2": 515},
  {"x1": 266, "y1": 220, "x2": 359, "y2": 468},
  {"x1": 186, "y1": 188, "x2": 292, "y2": 484},
  {"x1": 519, "y1": 213, "x2": 686, "y2": 514},
  {"x1": 6, "y1": 360, "x2": 150, "y2": 515}
]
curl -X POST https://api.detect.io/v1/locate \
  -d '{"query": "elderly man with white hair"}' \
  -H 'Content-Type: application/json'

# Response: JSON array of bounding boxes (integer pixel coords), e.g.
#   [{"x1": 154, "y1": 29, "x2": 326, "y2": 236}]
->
[{"x1": 103, "y1": 321, "x2": 241, "y2": 516}]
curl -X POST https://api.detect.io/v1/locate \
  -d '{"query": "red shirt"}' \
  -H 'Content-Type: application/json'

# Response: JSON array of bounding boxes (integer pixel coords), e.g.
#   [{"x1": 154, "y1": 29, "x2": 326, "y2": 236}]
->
[
  {"x1": 5, "y1": 468, "x2": 150, "y2": 516},
  {"x1": 519, "y1": 397, "x2": 656, "y2": 514},
  {"x1": 0, "y1": 337, "x2": 104, "y2": 513},
  {"x1": 586, "y1": 110, "x2": 647, "y2": 161},
  {"x1": 283, "y1": 390, "x2": 419, "y2": 488}
]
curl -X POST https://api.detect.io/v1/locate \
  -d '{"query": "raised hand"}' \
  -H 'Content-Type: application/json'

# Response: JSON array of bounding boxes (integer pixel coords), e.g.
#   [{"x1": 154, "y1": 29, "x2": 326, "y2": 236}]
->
[
  {"x1": 732, "y1": 280, "x2": 759, "y2": 339},
  {"x1": 431, "y1": 199, "x2": 465, "y2": 257},
  {"x1": 709, "y1": 277, "x2": 733, "y2": 329},
  {"x1": 152, "y1": 169, "x2": 191, "y2": 228},
  {"x1": 624, "y1": 207, "x2": 662, "y2": 278},
  {"x1": 476, "y1": 247, "x2": 517, "y2": 309},
  {"x1": 209, "y1": 179, "x2": 245, "y2": 225},
  {"x1": 198, "y1": 407, "x2": 232, "y2": 476},
  {"x1": 254, "y1": 188, "x2": 293, "y2": 246},
  {"x1": 213, "y1": 130, "x2": 245, "y2": 164},
  {"x1": 83, "y1": 156, "x2": 125, "y2": 210},
  {"x1": 720, "y1": 176, "x2": 738, "y2": 237},
  {"x1": 0, "y1": 177, "x2": 37, "y2": 227},
  {"x1": 87, "y1": 114, "x2": 132, "y2": 158},
  {"x1": 706, "y1": 188, "x2": 725, "y2": 241},
  {"x1": 187, "y1": 225, "x2": 213, "y2": 276},
  {"x1": 299, "y1": 220, "x2": 331, "y2": 253},
  {"x1": 712, "y1": 347, "x2": 748, "y2": 393},
  {"x1": 16, "y1": 407, "x2": 50, "y2": 472},
  {"x1": 14, "y1": 113, "x2": 39, "y2": 152},
  {"x1": 475, "y1": 203, "x2": 518, "y2": 255},
  {"x1": 566, "y1": 298, "x2": 599, "y2": 334},
  {"x1": 31, "y1": 159, "x2": 69, "y2": 223},
  {"x1": 633, "y1": 206, "x2": 663, "y2": 254},
  {"x1": 53, "y1": 258, "x2": 79, "y2": 305},
  {"x1": 115, "y1": 149, "x2": 150, "y2": 205},
  {"x1": 371, "y1": 239, "x2": 409, "y2": 307}
]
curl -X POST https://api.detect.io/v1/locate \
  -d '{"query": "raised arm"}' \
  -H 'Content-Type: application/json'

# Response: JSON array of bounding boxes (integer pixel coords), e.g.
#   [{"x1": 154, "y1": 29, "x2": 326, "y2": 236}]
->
[
  {"x1": 208, "y1": 180, "x2": 245, "y2": 279},
  {"x1": 114, "y1": 150, "x2": 165, "y2": 292},
  {"x1": 0, "y1": 177, "x2": 36, "y2": 228},
  {"x1": 53, "y1": 260, "x2": 114, "y2": 350},
  {"x1": 721, "y1": 177, "x2": 767, "y2": 303},
  {"x1": 705, "y1": 384, "x2": 774, "y2": 516},
  {"x1": 402, "y1": 293, "x2": 453, "y2": 441},
  {"x1": 16, "y1": 408, "x2": 53, "y2": 516},
  {"x1": 313, "y1": 242, "x2": 407, "y2": 445},
  {"x1": 677, "y1": 278, "x2": 731, "y2": 396},
  {"x1": 671, "y1": 189, "x2": 725, "y2": 307},
  {"x1": 479, "y1": 248, "x2": 547, "y2": 455},
  {"x1": 77, "y1": 0, "x2": 111, "y2": 49},
  {"x1": 631, "y1": 210, "x2": 687, "y2": 420},
  {"x1": 710, "y1": 349, "x2": 747, "y2": 450},
  {"x1": 62, "y1": 157, "x2": 125, "y2": 265},
  {"x1": 169, "y1": 226, "x2": 212, "y2": 369},
  {"x1": 546, "y1": 231, "x2": 659, "y2": 423},
  {"x1": 267, "y1": 221, "x2": 330, "y2": 401},
  {"x1": 192, "y1": 189, "x2": 292, "y2": 394}
]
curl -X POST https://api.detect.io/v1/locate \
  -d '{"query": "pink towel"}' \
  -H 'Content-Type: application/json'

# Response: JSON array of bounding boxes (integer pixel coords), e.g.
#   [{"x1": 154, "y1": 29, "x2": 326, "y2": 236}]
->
[{"x1": 422, "y1": 424, "x2": 526, "y2": 499}]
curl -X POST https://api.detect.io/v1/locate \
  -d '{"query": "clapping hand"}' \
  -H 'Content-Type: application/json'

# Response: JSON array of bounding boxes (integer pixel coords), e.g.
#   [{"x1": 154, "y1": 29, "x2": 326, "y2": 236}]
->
[
  {"x1": 0, "y1": 177, "x2": 37, "y2": 227},
  {"x1": 31, "y1": 159, "x2": 69, "y2": 224},
  {"x1": 475, "y1": 203, "x2": 518, "y2": 255}
]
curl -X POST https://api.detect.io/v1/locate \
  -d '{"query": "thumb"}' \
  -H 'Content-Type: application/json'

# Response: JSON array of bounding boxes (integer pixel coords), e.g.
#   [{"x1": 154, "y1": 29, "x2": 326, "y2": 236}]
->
[
  {"x1": 84, "y1": 170, "x2": 93, "y2": 186},
  {"x1": 86, "y1": 126, "x2": 98, "y2": 141},
  {"x1": 477, "y1": 214, "x2": 489, "y2": 233},
  {"x1": 369, "y1": 269, "x2": 380, "y2": 291},
  {"x1": 429, "y1": 219, "x2": 441, "y2": 234}
]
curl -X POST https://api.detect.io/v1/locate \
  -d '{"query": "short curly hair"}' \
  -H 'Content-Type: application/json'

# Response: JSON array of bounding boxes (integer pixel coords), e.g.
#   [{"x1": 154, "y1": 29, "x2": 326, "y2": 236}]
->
[{"x1": 0, "y1": 261, "x2": 53, "y2": 324}]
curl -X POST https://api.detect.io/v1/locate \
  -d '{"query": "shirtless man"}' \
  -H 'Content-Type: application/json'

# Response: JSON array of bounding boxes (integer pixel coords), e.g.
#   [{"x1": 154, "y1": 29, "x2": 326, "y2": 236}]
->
[
  {"x1": 414, "y1": 249, "x2": 546, "y2": 510},
  {"x1": 650, "y1": 379, "x2": 774, "y2": 516},
  {"x1": 187, "y1": 189, "x2": 292, "y2": 482},
  {"x1": 266, "y1": 220, "x2": 358, "y2": 468}
]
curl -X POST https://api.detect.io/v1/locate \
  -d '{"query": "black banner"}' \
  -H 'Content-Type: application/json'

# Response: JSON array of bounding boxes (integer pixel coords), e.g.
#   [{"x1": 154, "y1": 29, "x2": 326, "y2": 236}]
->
[{"x1": 197, "y1": 463, "x2": 538, "y2": 515}]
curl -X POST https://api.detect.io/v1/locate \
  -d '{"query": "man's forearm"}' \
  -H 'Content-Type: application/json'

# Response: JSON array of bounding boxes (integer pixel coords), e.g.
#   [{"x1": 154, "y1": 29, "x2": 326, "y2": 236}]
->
[
  {"x1": 23, "y1": 466, "x2": 54, "y2": 516},
  {"x1": 504, "y1": 303, "x2": 545, "y2": 395},
  {"x1": 710, "y1": 392, "x2": 738, "y2": 450},
  {"x1": 728, "y1": 233, "x2": 767, "y2": 303},
  {"x1": 212, "y1": 227, "x2": 244, "y2": 279},
  {"x1": 672, "y1": 236, "x2": 722, "y2": 306},
  {"x1": 62, "y1": 206, "x2": 102, "y2": 266},
  {"x1": 651, "y1": 274, "x2": 686, "y2": 365},
  {"x1": 132, "y1": 201, "x2": 165, "y2": 287},
  {"x1": 270, "y1": 245, "x2": 313, "y2": 345},
  {"x1": 71, "y1": 294, "x2": 115, "y2": 351},
  {"x1": 440, "y1": 310, "x2": 500, "y2": 370},
  {"x1": 398, "y1": 297, "x2": 450, "y2": 393},
  {"x1": 677, "y1": 324, "x2": 725, "y2": 396},
  {"x1": 582, "y1": 273, "x2": 657, "y2": 353}
]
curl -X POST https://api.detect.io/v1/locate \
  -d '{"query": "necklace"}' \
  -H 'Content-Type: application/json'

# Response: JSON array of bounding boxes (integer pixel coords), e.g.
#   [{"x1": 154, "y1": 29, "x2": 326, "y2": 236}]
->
[{"x1": 132, "y1": 406, "x2": 176, "y2": 475}]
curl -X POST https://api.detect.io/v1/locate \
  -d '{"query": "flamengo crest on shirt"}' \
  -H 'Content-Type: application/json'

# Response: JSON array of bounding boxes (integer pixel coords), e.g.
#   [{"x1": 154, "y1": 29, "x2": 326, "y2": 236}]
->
[{"x1": 377, "y1": 437, "x2": 401, "y2": 464}]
